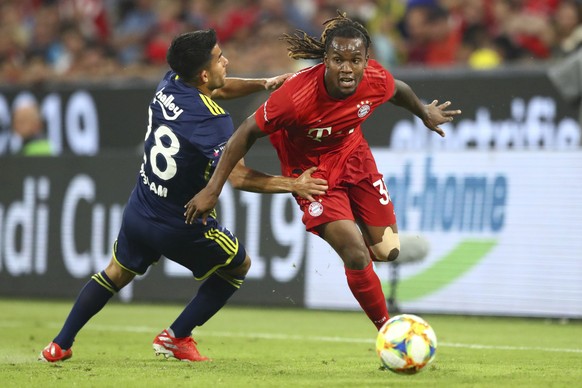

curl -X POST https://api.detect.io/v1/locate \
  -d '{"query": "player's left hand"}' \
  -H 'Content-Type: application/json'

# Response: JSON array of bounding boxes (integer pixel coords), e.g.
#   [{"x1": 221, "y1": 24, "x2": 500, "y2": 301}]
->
[
  {"x1": 422, "y1": 100, "x2": 462, "y2": 137},
  {"x1": 184, "y1": 188, "x2": 218, "y2": 225},
  {"x1": 265, "y1": 73, "x2": 292, "y2": 90}
]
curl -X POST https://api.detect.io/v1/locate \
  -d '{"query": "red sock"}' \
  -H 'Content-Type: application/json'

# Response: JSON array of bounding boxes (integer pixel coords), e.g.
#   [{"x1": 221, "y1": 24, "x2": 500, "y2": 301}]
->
[{"x1": 345, "y1": 261, "x2": 389, "y2": 330}]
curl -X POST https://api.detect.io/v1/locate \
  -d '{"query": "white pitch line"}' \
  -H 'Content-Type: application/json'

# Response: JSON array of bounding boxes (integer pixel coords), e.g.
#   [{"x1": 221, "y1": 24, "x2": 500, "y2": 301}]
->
[
  {"x1": 27, "y1": 322, "x2": 582, "y2": 354},
  {"x1": 439, "y1": 342, "x2": 582, "y2": 353}
]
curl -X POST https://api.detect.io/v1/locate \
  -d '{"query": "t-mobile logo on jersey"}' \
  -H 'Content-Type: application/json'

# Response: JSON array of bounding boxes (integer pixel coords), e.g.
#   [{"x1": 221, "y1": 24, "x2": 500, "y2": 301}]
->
[{"x1": 307, "y1": 127, "x2": 332, "y2": 142}]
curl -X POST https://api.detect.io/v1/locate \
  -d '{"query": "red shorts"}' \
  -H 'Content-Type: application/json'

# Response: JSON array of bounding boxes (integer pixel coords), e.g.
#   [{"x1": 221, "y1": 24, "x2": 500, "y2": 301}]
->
[{"x1": 294, "y1": 143, "x2": 396, "y2": 234}]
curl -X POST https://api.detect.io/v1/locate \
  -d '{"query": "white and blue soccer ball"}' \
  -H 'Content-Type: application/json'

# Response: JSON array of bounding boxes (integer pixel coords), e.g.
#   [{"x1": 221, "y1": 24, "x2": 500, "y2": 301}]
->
[{"x1": 375, "y1": 314, "x2": 437, "y2": 374}]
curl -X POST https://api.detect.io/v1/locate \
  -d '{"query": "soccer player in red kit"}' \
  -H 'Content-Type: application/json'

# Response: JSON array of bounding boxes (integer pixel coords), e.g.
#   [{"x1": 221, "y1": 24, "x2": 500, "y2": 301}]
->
[{"x1": 186, "y1": 12, "x2": 461, "y2": 330}]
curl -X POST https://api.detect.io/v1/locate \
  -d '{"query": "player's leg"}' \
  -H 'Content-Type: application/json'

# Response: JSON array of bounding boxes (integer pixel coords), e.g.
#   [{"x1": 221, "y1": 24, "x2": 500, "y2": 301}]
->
[
  {"x1": 348, "y1": 142, "x2": 400, "y2": 262},
  {"x1": 343, "y1": 169, "x2": 399, "y2": 329},
  {"x1": 154, "y1": 221, "x2": 249, "y2": 361},
  {"x1": 314, "y1": 220, "x2": 389, "y2": 330},
  {"x1": 357, "y1": 222, "x2": 400, "y2": 262},
  {"x1": 39, "y1": 258, "x2": 135, "y2": 362},
  {"x1": 39, "y1": 200, "x2": 157, "y2": 362},
  {"x1": 167, "y1": 253, "x2": 250, "y2": 338}
]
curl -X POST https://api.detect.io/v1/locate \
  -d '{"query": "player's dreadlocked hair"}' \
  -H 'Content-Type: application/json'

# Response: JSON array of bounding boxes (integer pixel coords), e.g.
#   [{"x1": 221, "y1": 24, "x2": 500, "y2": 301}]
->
[{"x1": 280, "y1": 11, "x2": 371, "y2": 60}]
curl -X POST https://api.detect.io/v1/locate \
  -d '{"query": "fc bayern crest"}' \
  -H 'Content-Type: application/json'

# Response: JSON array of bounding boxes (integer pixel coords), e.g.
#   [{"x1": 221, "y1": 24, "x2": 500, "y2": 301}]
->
[
  {"x1": 308, "y1": 201, "x2": 324, "y2": 217},
  {"x1": 357, "y1": 100, "x2": 372, "y2": 118}
]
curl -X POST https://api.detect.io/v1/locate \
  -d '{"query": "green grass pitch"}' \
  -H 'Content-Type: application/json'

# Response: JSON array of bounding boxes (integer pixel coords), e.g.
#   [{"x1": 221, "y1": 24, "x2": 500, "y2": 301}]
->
[{"x1": 1, "y1": 298, "x2": 580, "y2": 387}]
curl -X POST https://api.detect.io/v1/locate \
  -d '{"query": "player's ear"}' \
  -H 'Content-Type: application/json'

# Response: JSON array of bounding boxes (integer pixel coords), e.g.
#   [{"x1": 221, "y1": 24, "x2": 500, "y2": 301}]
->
[{"x1": 200, "y1": 69, "x2": 209, "y2": 84}]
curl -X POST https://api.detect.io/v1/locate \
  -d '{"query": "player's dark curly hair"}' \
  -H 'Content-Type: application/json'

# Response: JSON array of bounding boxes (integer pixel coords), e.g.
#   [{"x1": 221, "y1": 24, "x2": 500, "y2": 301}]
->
[
  {"x1": 280, "y1": 11, "x2": 371, "y2": 60},
  {"x1": 166, "y1": 29, "x2": 217, "y2": 82}
]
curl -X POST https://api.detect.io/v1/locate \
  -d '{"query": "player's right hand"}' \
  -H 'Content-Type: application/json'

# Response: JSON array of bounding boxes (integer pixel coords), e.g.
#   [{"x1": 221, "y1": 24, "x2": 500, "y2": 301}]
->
[
  {"x1": 184, "y1": 188, "x2": 218, "y2": 225},
  {"x1": 293, "y1": 167, "x2": 328, "y2": 202},
  {"x1": 265, "y1": 73, "x2": 292, "y2": 90}
]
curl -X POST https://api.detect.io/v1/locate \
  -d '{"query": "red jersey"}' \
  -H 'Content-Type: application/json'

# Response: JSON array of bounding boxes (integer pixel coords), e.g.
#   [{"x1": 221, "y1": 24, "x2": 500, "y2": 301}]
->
[{"x1": 254, "y1": 59, "x2": 395, "y2": 185}]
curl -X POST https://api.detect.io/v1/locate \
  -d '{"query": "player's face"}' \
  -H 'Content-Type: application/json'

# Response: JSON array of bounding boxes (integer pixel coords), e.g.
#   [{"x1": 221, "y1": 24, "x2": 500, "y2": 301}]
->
[
  {"x1": 205, "y1": 44, "x2": 229, "y2": 90},
  {"x1": 323, "y1": 36, "x2": 369, "y2": 99}
]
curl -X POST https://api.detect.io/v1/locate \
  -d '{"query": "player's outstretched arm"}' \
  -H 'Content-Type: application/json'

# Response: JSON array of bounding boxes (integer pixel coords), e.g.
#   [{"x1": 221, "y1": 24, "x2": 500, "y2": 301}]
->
[
  {"x1": 211, "y1": 74, "x2": 292, "y2": 100},
  {"x1": 184, "y1": 114, "x2": 264, "y2": 224},
  {"x1": 389, "y1": 79, "x2": 462, "y2": 137},
  {"x1": 229, "y1": 163, "x2": 328, "y2": 201}
]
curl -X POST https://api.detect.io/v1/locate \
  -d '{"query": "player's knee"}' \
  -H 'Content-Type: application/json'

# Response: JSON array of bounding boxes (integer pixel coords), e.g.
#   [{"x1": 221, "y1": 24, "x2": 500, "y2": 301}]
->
[
  {"x1": 342, "y1": 246, "x2": 371, "y2": 270},
  {"x1": 104, "y1": 259, "x2": 134, "y2": 288},
  {"x1": 369, "y1": 229, "x2": 400, "y2": 262},
  {"x1": 387, "y1": 247, "x2": 400, "y2": 262},
  {"x1": 243, "y1": 255, "x2": 252, "y2": 273},
  {"x1": 370, "y1": 244, "x2": 400, "y2": 262},
  {"x1": 230, "y1": 254, "x2": 251, "y2": 277}
]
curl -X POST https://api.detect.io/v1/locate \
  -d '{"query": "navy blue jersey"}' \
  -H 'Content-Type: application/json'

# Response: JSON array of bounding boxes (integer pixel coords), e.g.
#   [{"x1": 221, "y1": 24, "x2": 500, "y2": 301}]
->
[
  {"x1": 134, "y1": 71, "x2": 233, "y2": 224},
  {"x1": 114, "y1": 71, "x2": 247, "y2": 276}
]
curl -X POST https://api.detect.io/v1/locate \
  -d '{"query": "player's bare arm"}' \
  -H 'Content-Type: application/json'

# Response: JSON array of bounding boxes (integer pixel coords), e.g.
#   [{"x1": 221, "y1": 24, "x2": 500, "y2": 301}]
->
[
  {"x1": 229, "y1": 161, "x2": 327, "y2": 200},
  {"x1": 389, "y1": 79, "x2": 462, "y2": 137},
  {"x1": 184, "y1": 114, "x2": 267, "y2": 224},
  {"x1": 211, "y1": 74, "x2": 292, "y2": 99}
]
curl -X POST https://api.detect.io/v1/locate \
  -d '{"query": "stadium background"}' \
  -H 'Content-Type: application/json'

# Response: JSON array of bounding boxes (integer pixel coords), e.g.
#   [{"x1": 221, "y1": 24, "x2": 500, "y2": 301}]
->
[{"x1": 1, "y1": 0, "x2": 581, "y2": 319}]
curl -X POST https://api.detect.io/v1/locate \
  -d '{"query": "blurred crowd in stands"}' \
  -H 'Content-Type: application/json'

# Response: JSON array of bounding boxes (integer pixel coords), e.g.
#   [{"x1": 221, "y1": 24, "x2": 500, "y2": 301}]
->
[{"x1": 1, "y1": 0, "x2": 582, "y2": 85}]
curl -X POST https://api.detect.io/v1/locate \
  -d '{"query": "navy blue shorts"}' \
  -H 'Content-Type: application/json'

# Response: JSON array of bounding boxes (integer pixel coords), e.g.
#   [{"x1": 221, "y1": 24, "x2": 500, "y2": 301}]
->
[{"x1": 113, "y1": 198, "x2": 246, "y2": 280}]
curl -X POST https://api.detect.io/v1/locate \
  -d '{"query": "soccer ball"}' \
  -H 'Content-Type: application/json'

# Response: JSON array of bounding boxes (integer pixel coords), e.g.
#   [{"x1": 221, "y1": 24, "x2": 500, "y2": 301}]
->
[{"x1": 375, "y1": 314, "x2": 437, "y2": 374}]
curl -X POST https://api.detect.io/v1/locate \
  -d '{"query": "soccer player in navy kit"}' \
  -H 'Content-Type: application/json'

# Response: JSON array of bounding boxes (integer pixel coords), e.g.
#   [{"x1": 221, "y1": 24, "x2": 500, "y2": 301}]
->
[
  {"x1": 187, "y1": 13, "x2": 461, "y2": 333},
  {"x1": 39, "y1": 29, "x2": 328, "y2": 362}
]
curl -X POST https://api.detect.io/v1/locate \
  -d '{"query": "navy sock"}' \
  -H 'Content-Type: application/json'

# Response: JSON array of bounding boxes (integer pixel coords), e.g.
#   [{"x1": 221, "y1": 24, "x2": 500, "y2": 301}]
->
[
  {"x1": 53, "y1": 271, "x2": 119, "y2": 349},
  {"x1": 170, "y1": 271, "x2": 244, "y2": 338}
]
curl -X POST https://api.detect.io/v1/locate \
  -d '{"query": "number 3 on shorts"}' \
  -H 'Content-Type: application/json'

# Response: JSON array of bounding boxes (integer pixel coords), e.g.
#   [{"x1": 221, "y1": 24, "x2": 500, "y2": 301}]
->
[{"x1": 373, "y1": 178, "x2": 391, "y2": 205}]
